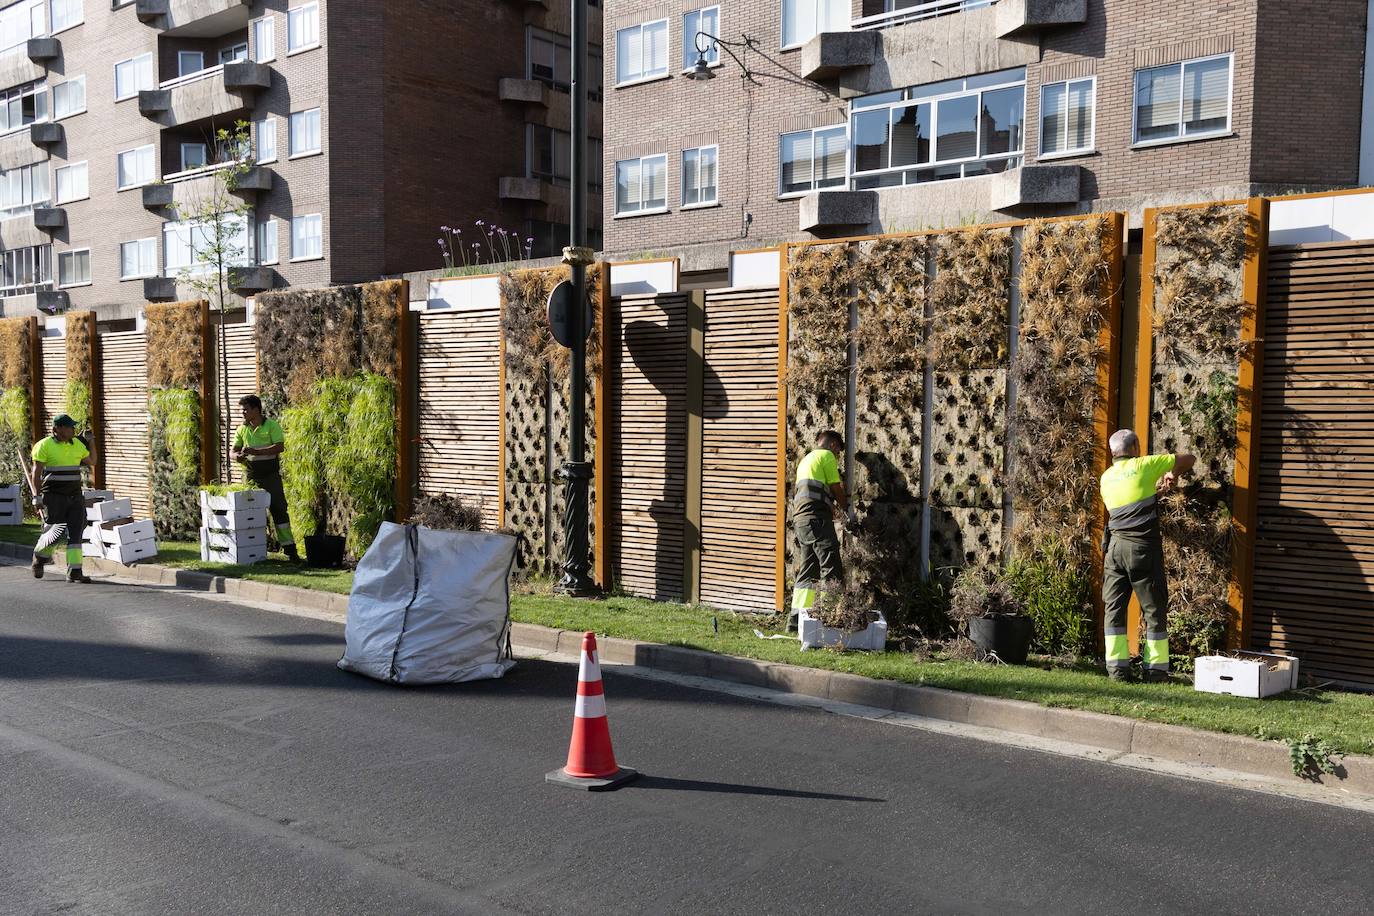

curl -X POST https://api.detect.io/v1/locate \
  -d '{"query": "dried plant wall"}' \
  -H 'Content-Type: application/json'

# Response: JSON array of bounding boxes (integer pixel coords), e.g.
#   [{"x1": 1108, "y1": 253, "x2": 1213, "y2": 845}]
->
[
  {"x1": 64, "y1": 311, "x2": 95, "y2": 436},
  {"x1": 0, "y1": 316, "x2": 31, "y2": 487},
  {"x1": 1150, "y1": 204, "x2": 1250, "y2": 665},
  {"x1": 500, "y1": 265, "x2": 602, "y2": 574},
  {"x1": 144, "y1": 301, "x2": 205, "y2": 537}
]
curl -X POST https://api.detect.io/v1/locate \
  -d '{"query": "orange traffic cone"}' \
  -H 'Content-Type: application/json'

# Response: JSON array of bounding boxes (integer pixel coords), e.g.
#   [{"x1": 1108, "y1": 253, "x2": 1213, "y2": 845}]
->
[{"x1": 546, "y1": 632, "x2": 639, "y2": 791}]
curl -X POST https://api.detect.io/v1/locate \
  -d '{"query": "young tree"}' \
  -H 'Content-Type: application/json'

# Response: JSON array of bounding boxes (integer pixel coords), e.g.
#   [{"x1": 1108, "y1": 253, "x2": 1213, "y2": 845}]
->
[{"x1": 171, "y1": 120, "x2": 254, "y2": 483}]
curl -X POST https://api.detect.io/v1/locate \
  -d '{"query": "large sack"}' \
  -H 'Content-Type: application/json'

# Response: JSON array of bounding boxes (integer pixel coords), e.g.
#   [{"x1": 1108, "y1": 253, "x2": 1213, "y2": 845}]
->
[{"x1": 338, "y1": 522, "x2": 518, "y2": 684}]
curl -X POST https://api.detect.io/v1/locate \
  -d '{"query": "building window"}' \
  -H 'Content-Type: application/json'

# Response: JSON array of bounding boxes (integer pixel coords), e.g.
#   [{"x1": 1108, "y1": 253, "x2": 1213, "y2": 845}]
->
[
  {"x1": 683, "y1": 7, "x2": 719, "y2": 70},
  {"x1": 1, "y1": 244, "x2": 51, "y2": 297},
  {"x1": 291, "y1": 213, "x2": 322, "y2": 260},
  {"x1": 258, "y1": 218, "x2": 278, "y2": 265},
  {"x1": 54, "y1": 161, "x2": 87, "y2": 203},
  {"x1": 181, "y1": 143, "x2": 207, "y2": 171},
  {"x1": 779, "y1": 125, "x2": 846, "y2": 195},
  {"x1": 1039, "y1": 77, "x2": 1094, "y2": 158},
  {"x1": 614, "y1": 154, "x2": 667, "y2": 216},
  {"x1": 219, "y1": 42, "x2": 248, "y2": 65},
  {"x1": 255, "y1": 117, "x2": 277, "y2": 163},
  {"x1": 287, "y1": 2, "x2": 319, "y2": 54},
  {"x1": 528, "y1": 28, "x2": 603, "y2": 101},
  {"x1": 0, "y1": 80, "x2": 47, "y2": 134},
  {"x1": 164, "y1": 215, "x2": 251, "y2": 276},
  {"x1": 682, "y1": 145, "x2": 718, "y2": 207},
  {"x1": 289, "y1": 107, "x2": 321, "y2": 157},
  {"x1": 58, "y1": 248, "x2": 90, "y2": 288},
  {"x1": 782, "y1": 0, "x2": 848, "y2": 50},
  {"x1": 0, "y1": 161, "x2": 50, "y2": 218},
  {"x1": 50, "y1": 0, "x2": 82, "y2": 33},
  {"x1": 119, "y1": 238, "x2": 156, "y2": 280},
  {"x1": 116, "y1": 144, "x2": 155, "y2": 189},
  {"x1": 530, "y1": 124, "x2": 572, "y2": 185},
  {"x1": 114, "y1": 53, "x2": 154, "y2": 100},
  {"x1": 0, "y1": 1, "x2": 45, "y2": 57},
  {"x1": 252, "y1": 15, "x2": 275, "y2": 63},
  {"x1": 52, "y1": 76, "x2": 84, "y2": 119},
  {"x1": 615, "y1": 19, "x2": 668, "y2": 86},
  {"x1": 847, "y1": 67, "x2": 1024, "y2": 189},
  {"x1": 177, "y1": 50, "x2": 203, "y2": 77},
  {"x1": 1134, "y1": 54, "x2": 1232, "y2": 146}
]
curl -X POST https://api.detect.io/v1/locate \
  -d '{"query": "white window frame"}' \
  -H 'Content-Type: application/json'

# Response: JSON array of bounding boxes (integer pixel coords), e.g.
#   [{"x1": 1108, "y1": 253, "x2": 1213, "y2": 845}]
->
[
  {"x1": 1038, "y1": 75, "x2": 1096, "y2": 161},
  {"x1": 613, "y1": 153, "x2": 668, "y2": 217},
  {"x1": 50, "y1": 0, "x2": 83, "y2": 35},
  {"x1": 614, "y1": 18, "x2": 669, "y2": 87},
  {"x1": 252, "y1": 15, "x2": 276, "y2": 63},
  {"x1": 57, "y1": 247, "x2": 91, "y2": 289},
  {"x1": 781, "y1": 0, "x2": 849, "y2": 51},
  {"x1": 778, "y1": 124, "x2": 848, "y2": 198},
  {"x1": 0, "y1": 80, "x2": 49, "y2": 136},
  {"x1": 119, "y1": 237, "x2": 157, "y2": 280},
  {"x1": 290, "y1": 213, "x2": 323, "y2": 261},
  {"x1": 51, "y1": 75, "x2": 85, "y2": 120},
  {"x1": 287, "y1": 2, "x2": 320, "y2": 55},
  {"x1": 682, "y1": 6, "x2": 720, "y2": 72},
  {"x1": 258, "y1": 218, "x2": 278, "y2": 265},
  {"x1": 288, "y1": 107, "x2": 321, "y2": 158},
  {"x1": 1131, "y1": 53, "x2": 1234, "y2": 149},
  {"x1": 54, "y1": 160, "x2": 87, "y2": 204},
  {"x1": 116, "y1": 144, "x2": 155, "y2": 190},
  {"x1": 114, "y1": 52, "x2": 153, "y2": 101},
  {"x1": 255, "y1": 116, "x2": 277, "y2": 164},
  {"x1": 681, "y1": 144, "x2": 718, "y2": 209},
  {"x1": 219, "y1": 42, "x2": 249, "y2": 65}
]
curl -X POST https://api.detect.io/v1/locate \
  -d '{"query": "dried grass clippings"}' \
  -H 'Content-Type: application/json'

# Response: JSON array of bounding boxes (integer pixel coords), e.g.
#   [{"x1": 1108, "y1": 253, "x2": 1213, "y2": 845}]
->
[
  {"x1": 0, "y1": 315, "x2": 33, "y2": 391},
  {"x1": 1152, "y1": 204, "x2": 1250, "y2": 367},
  {"x1": 65, "y1": 311, "x2": 95, "y2": 386},
  {"x1": 145, "y1": 301, "x2": 205, "y2": 390},
  {"x1": 929, "y1": 228, "x2": 1012, "y2": 370}
]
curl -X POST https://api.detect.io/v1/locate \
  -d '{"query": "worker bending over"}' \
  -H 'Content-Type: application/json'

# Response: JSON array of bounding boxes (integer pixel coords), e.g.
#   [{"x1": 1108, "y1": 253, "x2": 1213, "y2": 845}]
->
[
  {"x1": 231, "y1": 395, "x2": 298, "y2": 561},
  {"x1": 1099, "y1": 428, "x2": 1195, "y2": 682},
  {"x1": 29, "y1": 414, "x2": 95, "y2": 583},
  {"x1": 789, "y1": 429, "x2": 853, "y2": 632}
]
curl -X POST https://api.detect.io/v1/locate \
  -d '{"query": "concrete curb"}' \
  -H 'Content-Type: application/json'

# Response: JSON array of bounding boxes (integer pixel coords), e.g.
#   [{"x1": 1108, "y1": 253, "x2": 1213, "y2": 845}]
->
[{"x1": 5, "y1": 540, "x2": 1371, "y2": 795}]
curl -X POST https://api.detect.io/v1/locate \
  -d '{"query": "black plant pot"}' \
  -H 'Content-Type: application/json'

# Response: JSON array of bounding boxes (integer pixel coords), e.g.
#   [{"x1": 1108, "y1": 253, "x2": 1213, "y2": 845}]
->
[
  {"x1": 968, "y1": 614, "x2": 1033, "y2": 665},
  {"x1": 304, "y1": 534, "x2": 346, "y2": 569}
]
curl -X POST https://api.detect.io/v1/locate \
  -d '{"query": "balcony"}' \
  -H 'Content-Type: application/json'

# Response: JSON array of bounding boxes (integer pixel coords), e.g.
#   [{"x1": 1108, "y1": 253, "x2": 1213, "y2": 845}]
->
[
  {"x1": 144, "y1": 276, "x2": 178, "y2": 301},
  {"x1": 32, "y1": 207, "x2": 65, "y2": 231},
  {"x1": 989, "y1": 163, "x2": 1081, "y2": 211},
  {"x1": 499, "y1": 176, "x2": 554, "y2": 206},
  {"x1": 229, "y1": 266, "x2": 272, "y2": 293},
  {"x1": 143, "y1": 162, "x2": 271, "y2": 211},
  {"x1": 35, "y1": 289, "x2": 68, "y2": 313},
  {"x1": 29, "y1": 122, "x2": 61, "y2": 147},
  {"x1": 799, "y1": 190, "x2": 877, "y2": 234},
  {"x1": 139, "y1": 62, "x2": 270, "y2": 127},
  {"x1": 26, "y1": 38, "x2": 59, "y2": 63},
  {"x1": 136, "y1": 0, "x2": 252, "y2": 37},
  {"x1": 994, "y1": 0, "x2": 1086, "y2": 37},
  {"x1": 0, "y1": 212, "x2": 47, "y2": 249},
  {"x1": 499, "y1": 78, "x2": 549, "y2": 107}
]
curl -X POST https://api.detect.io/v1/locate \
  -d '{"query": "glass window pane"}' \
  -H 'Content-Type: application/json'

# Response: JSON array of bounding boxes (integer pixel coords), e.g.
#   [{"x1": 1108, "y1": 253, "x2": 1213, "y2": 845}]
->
[
  {"x1": 1135, "y1": 65, "x2": 1181, "y2": 142},
  {"x1": 1040, "y1": 81, "x2": 1066, "y2": 155},
  {"x1": 815, "y1": 127, "x2": 847, "y2": 188},
  {"x1": 890, "y1": 102, "x2": 930, "y2": 166},
  {"x1": 820, "y1": 0, "x2": 847, "y2": 32},
  {"x1": 616, "y1": 25, "x2": 641, "y2": 82},
  {"x1": 699, "y1": 147, "x2": 717, "y2": 201},
  {"x1": 645, "y1": 156, "x2": 666, "y2": 208},
  {"x1": 779, "y1": 131, "x2": 812, "y2": 194},
  {"x1": 980, "y1": 85, "x2": 1024, "y2": 157},
  {"x1": 1067, "y1": 79, "x2": 1093, "y2": 151},
  {"x1": 935, "y1": 95, "x2": 978, "y2": 162},
  {"x1": 253, "y1": 17, "x2": 275, "y2": 62},
  {"x1": 682, "y1": 149, "x2": 699, "y2": 205},
  {"x1": 852, "y1": 107, "x2": 890, "y2": 173},
  {"x1": 616, "y1": 159, "x2": 640, "y2": 212},
  {"x1": 782, "y1": 0, "x2": 815, "y2": 48},
  {"x1": 1184, "y1": 57, "x2": 1230, "y2": 135},
  {"x1": 643, "y1": 21, "x2": 667, "y2": 76}
]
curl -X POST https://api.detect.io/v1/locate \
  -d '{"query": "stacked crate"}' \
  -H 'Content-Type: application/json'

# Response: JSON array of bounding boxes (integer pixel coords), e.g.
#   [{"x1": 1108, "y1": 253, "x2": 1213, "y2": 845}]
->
[
  {"x1": 200, "y1": 489, "x2": 270, "y2": 565},
  {"x1": 0, "y1": 484, "x2": 21, "y2": 525},
  {"x1": 84, "y1": 491, "x2": 159, "y2": 564}
]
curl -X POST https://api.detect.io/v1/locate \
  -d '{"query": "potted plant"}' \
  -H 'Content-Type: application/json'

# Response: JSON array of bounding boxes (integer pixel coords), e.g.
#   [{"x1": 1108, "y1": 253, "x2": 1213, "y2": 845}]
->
[{"x1": 949, "y1": 565, "x2": 1033, "y2": 664}]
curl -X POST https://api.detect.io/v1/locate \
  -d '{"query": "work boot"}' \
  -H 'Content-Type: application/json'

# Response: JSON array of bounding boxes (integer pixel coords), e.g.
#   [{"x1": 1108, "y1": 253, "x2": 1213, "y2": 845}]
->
[
  {"x1": 66, "y1": 567, "x2": 92, "y2": 584},
  {"x1": 31, "y1": 555, "x2": 48, "y2": 579},
  {"x1": 1143, "y1": 669, "x2": 1170, "y2": 685},
  {"x1": 785, "y1": 611, "x2": 799, "y2": 634},
  {"x1": 284, "y1": 544, "x2": 300, "y2": 562},
  {"x1": 1107, "y1": 668, "x2": 1134, "y2": 683}
]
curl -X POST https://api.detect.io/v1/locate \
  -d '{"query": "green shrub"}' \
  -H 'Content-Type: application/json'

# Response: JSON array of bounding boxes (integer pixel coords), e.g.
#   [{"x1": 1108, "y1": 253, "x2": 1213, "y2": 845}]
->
[
  {"x1": 199, "y1": 482, "x2": 255, "y2": 497},
  {"x1": 63, "y1": 379, "x2": 91, "y2": 436},
  {"x1": 148, "y1": 387, "x2": 201, "y2": 538},
  {"x1": 1004, "y1": 542, "x2": 1094, "y2": 657},
  {"x1": 0, "y1": 386, "x2": 31, "y2": 487}
]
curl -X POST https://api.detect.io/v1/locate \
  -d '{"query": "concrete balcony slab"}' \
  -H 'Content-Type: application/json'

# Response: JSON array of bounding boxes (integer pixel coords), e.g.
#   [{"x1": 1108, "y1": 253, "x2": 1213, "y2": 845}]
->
[
  {"x1": 26, "y1": 38, "x2": 59, "y2": 63},
  {"x1": 137, "y1": 0, "x2": 249, "y2": 34},
  {"x1": 990, "y1": 164, "x2": 1081, "y2": 211},
  {"x1": 799, "y1": 190, "x2": 878, "y2": 233},
  {"x1": 995, "y1": 0, "x2": 1087, "y2": 37},
  {"x1": 799, "y1": 31, "x2": 878, "y2": 83},
  {"x1": 142, "y1": 184, "x2": 173, "y2": 209},
  {"x1": 144, "y1": 277, "x2": 178, "y2": 301},
  {"x1": 29, "y1": 122, "x2": 61, "y2": 146},
  {"x1": 140, "y1": 65, "x2": 267, "y2": 127},
  {"x1": 229, "y1": 266, "x2": 273, "y2": 292},
  {"x1": 0, "y1": 51, "x2": 44, "y2": 90},
  {"x1": 0, "y1": 129, "x2": 43, "y2": 173},
  {"x1": 35, "y1": 289, "x2": 68, "y2": 313},
  {"x1": 499, "y1": 176, "x2": 552, "y2": 206},
  {"x1": 0, "y1": 213, "x2": 46, "y2": 249},
  {"x1": 32, "y1": 207, "x2": 65, "y2": 230},
  {"x1": 498, "y1": 78, "x2": 549, "y2": 106}
]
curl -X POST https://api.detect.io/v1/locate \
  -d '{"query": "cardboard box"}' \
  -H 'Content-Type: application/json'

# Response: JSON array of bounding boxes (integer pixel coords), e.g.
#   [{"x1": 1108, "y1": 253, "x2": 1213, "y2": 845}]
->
[
  {"x1": 199, "y1": 528, "x2": 267, "y2": 565},
  {"x1": 202, "y1": 526, "x2": 267, "y2": 550},
  {"x1": 1195, "y1": 651, "x2": 1301, "y2": 698},
  {"x1": 201, "y1": 508, "x2": 269, "y2": 531},
  {"x1": 798, "y1": 609, "x2": 889, "y2": 652},
  {"x1": 82, "y1": 489, "x2": 114, "y2": 506},
  {"x1": 87, "y1": 498, "x2": 133, "y2": 523},
  {"x1": 82, "y1": 536, "x2": 102, "y2": 558},
  {"x1": 200, "y1": 489, "x2": 270, "y2": 513},
  {"x1": 98, "y1": 519, "x2": 156, "y2": 548},
  {"x1": 102, "y1": 537, "x2": 158, "y2": 565}
]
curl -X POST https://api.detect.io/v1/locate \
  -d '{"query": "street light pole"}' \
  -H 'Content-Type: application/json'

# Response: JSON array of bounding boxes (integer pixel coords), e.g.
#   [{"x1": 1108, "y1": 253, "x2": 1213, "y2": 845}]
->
[{"x1": 557, "y1": 0, "x2": 596, "y2": 596}]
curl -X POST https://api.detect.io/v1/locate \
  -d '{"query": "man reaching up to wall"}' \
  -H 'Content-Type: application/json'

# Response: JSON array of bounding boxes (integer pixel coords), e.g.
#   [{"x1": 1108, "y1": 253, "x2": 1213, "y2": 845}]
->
[{"x1": 789, "y1": 429, "x2": 853, "y2": 632}]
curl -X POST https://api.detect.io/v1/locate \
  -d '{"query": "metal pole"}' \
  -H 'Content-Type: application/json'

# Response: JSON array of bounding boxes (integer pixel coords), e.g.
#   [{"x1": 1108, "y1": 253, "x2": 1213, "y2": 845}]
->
[{"x1": 557, "y1": 0, "x2": 595, "y2": 595}]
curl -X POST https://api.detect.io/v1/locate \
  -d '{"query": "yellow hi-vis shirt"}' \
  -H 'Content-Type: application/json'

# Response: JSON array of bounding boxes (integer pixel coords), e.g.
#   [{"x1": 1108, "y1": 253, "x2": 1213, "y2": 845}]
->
[
  {"x1": 1100, "y1": 454, "x2": 1176, "y2": 532},
  {"x1": 233, "y1": 418, "x2": 285, "y2": 462},
  {"x1": 794, "y1": 448, "x2": 841, "y2": 515},
  {"x1": 32, "y1": 435, "x2": 89, "y2": 494}
]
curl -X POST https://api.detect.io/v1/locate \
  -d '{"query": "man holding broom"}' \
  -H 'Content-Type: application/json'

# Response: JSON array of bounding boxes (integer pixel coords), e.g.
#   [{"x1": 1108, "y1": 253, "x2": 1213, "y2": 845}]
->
[{"x1": 28, "y1": 414, "x2": 95, "y2": 583}]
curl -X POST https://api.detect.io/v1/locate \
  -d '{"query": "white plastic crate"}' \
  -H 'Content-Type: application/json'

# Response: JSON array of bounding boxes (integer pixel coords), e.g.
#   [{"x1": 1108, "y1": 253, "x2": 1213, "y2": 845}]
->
[
  {"x1": 82, "y1": 536, "x2": 102, "y2": 558},
  {"x1": 200, "y1": 489, "x2": 270, "y2": 513},
  {"x1": 87, "y1": 497, "x2": 133, "y2": 523},
  {"x1": 798, "y1": 609, "x2": 888, "y2": 652},
  {"x1": 199, "y1": 528, "x2": 267, "y2": 565},
  {"x1": 0, "y1": 483, "x2": 21, "y2": 524},
  {"x1": 98, "y1": 518, "x2": 156, "y2": 548},
  {"x1": 102, "y1": 537, "x2": 158, "y2": 565},
  {"x1": 1195, "y1": 651, "x2": 1300, "y2": 698},
  {"x1": 202, "y1": 526, "x2": 267, "y2": 550},
  {"x1": 201, "y1": 508, "x2": 269, "y2": 531},
  {"x1": 82, "y1": 489, "x2": 114, "y2": 506}
]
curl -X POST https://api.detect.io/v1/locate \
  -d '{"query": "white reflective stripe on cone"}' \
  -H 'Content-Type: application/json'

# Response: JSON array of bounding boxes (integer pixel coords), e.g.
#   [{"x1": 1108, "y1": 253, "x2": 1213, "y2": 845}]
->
[
  {"x1": 578, "y1": 651, "x2": 602, "y2": 684},
  {"x1": 574, "y1": 693, "x2": 607, "y2": 719}
]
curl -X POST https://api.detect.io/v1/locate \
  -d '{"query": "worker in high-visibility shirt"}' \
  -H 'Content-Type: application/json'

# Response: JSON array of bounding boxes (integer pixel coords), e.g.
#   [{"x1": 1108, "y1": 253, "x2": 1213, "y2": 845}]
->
[
  {"x1": 29, "y1": 414, "x2": 96, "y2": 583},
  {"x1": 230, "y1": 394, "x2": 298, "y2": 561},
  {"x1": 1099, "y1": 428, "x2": 1196, "y2": 682},
  {"x1": 789, "y1": 429, "x2": 853, "y2": 631}
]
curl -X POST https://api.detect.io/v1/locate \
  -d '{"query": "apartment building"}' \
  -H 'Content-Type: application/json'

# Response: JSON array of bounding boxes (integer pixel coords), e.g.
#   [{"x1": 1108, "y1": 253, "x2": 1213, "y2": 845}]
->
[
  {"x1": 0, "y1": 0, "x2": 603, "y2": 323},
  {"x1": 603, "y1": 0, "x2": 1371, "y2": 274}
]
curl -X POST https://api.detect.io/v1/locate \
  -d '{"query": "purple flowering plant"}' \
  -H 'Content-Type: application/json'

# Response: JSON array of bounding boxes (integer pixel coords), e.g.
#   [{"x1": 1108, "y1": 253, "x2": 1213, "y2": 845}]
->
[{"x1": 438, "y1": 220, "x2": 537, "y2": 276}]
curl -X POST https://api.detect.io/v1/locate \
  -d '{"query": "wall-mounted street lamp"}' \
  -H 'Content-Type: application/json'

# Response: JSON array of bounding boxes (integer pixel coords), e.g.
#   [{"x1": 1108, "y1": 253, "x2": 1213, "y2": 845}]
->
[{"x1": 687, "y1": 31, "x2": 843, "y2": 99}]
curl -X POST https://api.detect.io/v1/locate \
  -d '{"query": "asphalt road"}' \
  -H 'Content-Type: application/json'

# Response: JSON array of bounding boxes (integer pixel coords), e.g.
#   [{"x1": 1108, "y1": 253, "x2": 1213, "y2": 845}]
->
[{"x1": 2, "y1": 564, "x2": 1372, "y2": 916}]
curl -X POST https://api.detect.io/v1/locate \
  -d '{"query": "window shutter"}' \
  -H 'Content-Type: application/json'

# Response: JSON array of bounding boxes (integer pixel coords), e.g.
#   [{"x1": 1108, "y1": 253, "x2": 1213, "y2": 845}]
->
[
  {"x1": 816, "y1": 129, "x2": 846, "y2": 185},
  {"x1": 1184, "y1": 57, "x2": 1229, "y2": 132},
  {"x1": 1136, "y1": 66, "x2": 1181, "y2": 139},
  {"x1": 1040, "y1": 82, "x2": 1066, "y2": 155},
  {"x1": 1067, "y1": 80, "x2": 1093, "y2": 150},
  {"x1": 647, "y1": 157, "x2": 667, "y2": 206}
]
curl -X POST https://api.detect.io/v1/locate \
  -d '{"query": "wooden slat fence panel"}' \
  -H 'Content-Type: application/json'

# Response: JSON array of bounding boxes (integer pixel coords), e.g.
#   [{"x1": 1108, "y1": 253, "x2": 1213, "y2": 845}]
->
[
  {"x1": 418, "y1": 308, "x2": 501, "y2": 529},
  {"x1": 39, "y1": 336, "x2": 63, "y2": 431},
  {"x1": 610, "y1": 292, "x2": 688, "y2": 601},
  {"x1": 217, "y1": 324, "x2": 258, "y2": 484},
  {"x1": 699, "y1": 288, "x2": 779, "y2": 612},
  {"x1": 100, "y1": 332, "x2": 149, "y2": 518},
  {"x1": 1252, "y1": 239, "x2": 1374, "y2": 687}
]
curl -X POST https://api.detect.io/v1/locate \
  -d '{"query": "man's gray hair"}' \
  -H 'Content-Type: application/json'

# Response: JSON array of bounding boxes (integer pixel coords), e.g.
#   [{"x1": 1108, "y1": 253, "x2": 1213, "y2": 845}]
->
[{"x1": 1109, "y1": 429, "x2": 1139, "y2": 458}]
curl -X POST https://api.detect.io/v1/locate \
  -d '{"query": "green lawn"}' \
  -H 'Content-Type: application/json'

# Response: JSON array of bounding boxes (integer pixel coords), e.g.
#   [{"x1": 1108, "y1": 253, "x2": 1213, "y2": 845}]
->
[{"x1": 4, "y1": 522, "x2": 1373, "y2": 756}]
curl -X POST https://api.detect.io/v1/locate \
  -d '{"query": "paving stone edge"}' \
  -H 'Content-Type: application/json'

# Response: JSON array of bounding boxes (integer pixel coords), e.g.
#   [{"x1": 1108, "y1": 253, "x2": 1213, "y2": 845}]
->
[{"x1": 4, "y1": 541, "x2": 1370, "y2": 795}]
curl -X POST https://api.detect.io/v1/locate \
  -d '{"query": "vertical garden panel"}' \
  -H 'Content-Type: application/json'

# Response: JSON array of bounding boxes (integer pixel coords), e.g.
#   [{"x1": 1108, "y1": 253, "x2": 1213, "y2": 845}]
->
[
  {"x1": 0, "y1": 316, "x2": 36, "y2": 495},
  {"x1": 145, "y1": 300, "x2": 207, "y2": 539},
  {"x1": 65, "y1": 311, "x2": 99, "y2": 486},
  {"x1": 100, "y1": 332, "x2": 150, "y2": 518}
]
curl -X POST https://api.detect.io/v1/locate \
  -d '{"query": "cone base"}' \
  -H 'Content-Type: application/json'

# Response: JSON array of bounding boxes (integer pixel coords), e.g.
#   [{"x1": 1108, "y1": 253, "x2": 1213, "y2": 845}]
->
[{"x1": 545, "y1": 766, "x2": 640, "y2": 792}]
